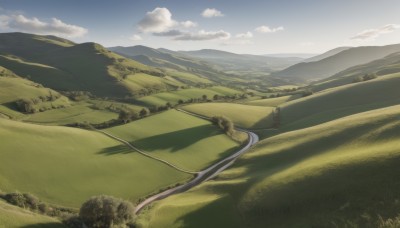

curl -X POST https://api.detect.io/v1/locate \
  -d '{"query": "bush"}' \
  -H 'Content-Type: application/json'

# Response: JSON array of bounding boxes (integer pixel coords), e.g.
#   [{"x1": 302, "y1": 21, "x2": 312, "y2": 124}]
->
[
  {"x1": 3, "y1": 192, "x2": 39, "y2": 210},
  {"x1": 211, "y1": 116, "x2": 235, "y2": 136},
  {"x1": 79, "y1": 195, "x2": 134, "y2": 228}
]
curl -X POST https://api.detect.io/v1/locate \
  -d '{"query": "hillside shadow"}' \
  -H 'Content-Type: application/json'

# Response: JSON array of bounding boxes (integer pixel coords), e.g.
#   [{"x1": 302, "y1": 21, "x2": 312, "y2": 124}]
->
[
  {"x1": 251, "y1": 112, "x2": 274, "y2": 129},
  {"x1": 98, "y1": 125, "x2": 223, "y2": 156}
]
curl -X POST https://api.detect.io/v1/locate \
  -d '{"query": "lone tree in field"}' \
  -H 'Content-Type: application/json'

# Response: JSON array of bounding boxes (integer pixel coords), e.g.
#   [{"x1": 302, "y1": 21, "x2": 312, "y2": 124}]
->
[
  {"x1": 79, "y1": 195, "x2": 134, "y2": 228},
  {"x1": 211, "y1": 116, "x2": 235, "y2": 137}
]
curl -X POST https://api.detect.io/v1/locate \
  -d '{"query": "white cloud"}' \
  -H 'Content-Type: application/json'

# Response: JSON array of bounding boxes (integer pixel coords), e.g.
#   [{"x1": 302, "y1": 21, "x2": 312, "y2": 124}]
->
[
  {"x1": 153, "y1": 29, "x2": 183, "y2": 37},
  {"x1": 175, "y1": 30, "x2": 230, "y2": 41},
  {"x1": 1, "y1": 14, "x2": 87, "y2": 37},
  {"x1": 130, "y1": 34, "x2": 142, "y2": 41},
  {"x1": 255, "y1": 25, "x2": 284, "y2": 33},
  {"x1": 138, "y1": 7, "x2": 176, "y2": 33},
  {"x1": 0, "y1": 15, "x2": 9, "y2": 29},
  {"x1": 236, "y1": 31, "x2": 253, "y2": 39},
  {"x1": 351, "y1": 24, "x2": 400, "y2": 41},
  {"x1": 201, "y1": 8, "x2": 224, "y2": 18},
  {"x1": 181, "y1": 20, "x2": 197, "y2": 28}
]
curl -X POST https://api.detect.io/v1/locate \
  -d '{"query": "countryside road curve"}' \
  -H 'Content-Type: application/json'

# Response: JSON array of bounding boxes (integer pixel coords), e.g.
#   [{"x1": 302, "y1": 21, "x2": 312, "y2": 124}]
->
[{"x1": 134, "y1": 109, "x2": 259, "y2": 214}]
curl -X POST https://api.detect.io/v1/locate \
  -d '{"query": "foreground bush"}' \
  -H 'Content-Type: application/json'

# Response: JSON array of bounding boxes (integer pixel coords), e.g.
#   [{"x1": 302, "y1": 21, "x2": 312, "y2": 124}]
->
[{"x1": 79, "y1": 195, "x2": 134, "y2": 228}]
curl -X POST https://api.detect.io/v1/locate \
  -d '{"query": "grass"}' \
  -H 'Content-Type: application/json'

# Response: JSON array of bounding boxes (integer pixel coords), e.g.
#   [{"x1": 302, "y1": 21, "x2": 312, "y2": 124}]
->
[
  {"x1": 25, "y1": 102, "x2": 118, "y2": 125},
  {"x1": 182, "y1": 103, "x2": 275, "y2": 129},
  {"x1": 137, "y1": 86, "x2": 241, "y2": 107},
  {"x1": 280, "y1": 73, "x2": 400, "y2": 131},
  {"x1": 124, "y1": 73, "x2": 184, "y2": 92},
  {"x1": 138, "y1": 105, "x2": 400, "y2": 228},
  {"x1": 0, "y1": 199, "x2": 65, "y2": 228},
  {"x1": 245, "y1": 94, "x2": 301, "y2": 107},
  {"x1": 104, "y1": 110, "x2": 242, "y2": 171},
  {"x1": 0, "y1": 110, "x2": 241, "y2": 208},
  {"x1": 0, "y1": 118, "x2": 189, "y2": 207},
  {"x1": 167, "y1": 70, "x2": 212, "y2": 84}
]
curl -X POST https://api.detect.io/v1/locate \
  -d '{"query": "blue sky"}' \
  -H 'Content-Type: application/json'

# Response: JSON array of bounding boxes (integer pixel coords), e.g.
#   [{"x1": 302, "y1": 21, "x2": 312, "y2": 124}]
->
[{"x1": 0, "y1": 0, "x2": 399, "y2": 54}]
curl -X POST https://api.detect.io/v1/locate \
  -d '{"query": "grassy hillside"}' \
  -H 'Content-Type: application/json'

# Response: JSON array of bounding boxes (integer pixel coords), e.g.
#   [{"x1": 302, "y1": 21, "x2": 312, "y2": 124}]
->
[
  {"x1": 139, "y1": 105, "x2": 400, "y2": 228},
  {"x1": 303, "y1": 46, "x2": 351, "y2": 62},
  {"x1": 0, "y1": 199, "x2": 65, "y2": 228},
  {"x1": 0, "y1": 68, "x2": 71, "y2": 119},
  {"x1": 25, "y1": 102, "x2": 118, "y2": 125},
  {"x1": 137, "y1": 86, "x2": 241, "y2": 107},
  {"x1": 0, "y1": 118, "x2": 189, "y2": 207},
  {"x1": 245, "y1": 95, "x2": 301, "y2": 107},
  {"x1": 104, "y1": 110, "x2": 241, "y2": 170},
  {"x1": 273, "y1": 44, "x2": 400, "y2": 83},
  {"x1": 280, "y1": 73, "x2": 400, "y2": 131},
  {"x1": 311, "y1": 52, "x2": 400, "y2": 92},
  {"x1": 182, "y1": 103, "x2": 275, "y2": 129},
  {"x1": 0, "y1": 32, "x2": 176, "y2": 98}
]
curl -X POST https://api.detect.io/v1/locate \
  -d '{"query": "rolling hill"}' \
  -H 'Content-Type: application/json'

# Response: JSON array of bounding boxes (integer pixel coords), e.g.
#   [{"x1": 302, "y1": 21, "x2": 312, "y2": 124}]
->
[
  {"x1": 279, "y1": 72, "x2": 400, "y2": 131},
  {"x1": 180, "y1": 49, "x2": 302, "y2": 72},
  {"x1": 303, "y1": 46, "x2": 351, "y2": 62},
  {"x1": 272, "y1": 43, "x2": 400, "y2": 83},
  {"x1": 138, "y1": 104, "x2": 400, "y2": 228},
  {"x1": 310, "y1": 52, "x2": 400, "y2": 92},
  {"x1": 0, "y1": 32, "x2": 180, "y2": 98}
]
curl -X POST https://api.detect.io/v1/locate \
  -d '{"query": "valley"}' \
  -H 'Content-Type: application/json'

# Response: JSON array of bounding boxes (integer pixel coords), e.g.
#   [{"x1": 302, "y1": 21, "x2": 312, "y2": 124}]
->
[{"x1": 1, "y1": 4, "x2": 400, "y2": 226}]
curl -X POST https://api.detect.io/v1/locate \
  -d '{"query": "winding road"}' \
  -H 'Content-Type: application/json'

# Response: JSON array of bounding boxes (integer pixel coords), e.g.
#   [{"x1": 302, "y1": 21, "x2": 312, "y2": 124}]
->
[{"x1": 133, "y1": 109, "x2": 259, "y2": 214}]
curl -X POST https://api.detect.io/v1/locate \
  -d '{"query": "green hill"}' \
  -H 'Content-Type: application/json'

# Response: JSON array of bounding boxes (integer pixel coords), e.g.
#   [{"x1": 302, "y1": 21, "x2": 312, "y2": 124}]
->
[
  {"x1": 0, "y1": 67, "x2": 71, "y2": 119},
  {"x1": 272, "y1": 43, "x2": 400, "y2": 83},
  {"x1": 138, "y1": 105, "x2": 400, "y2": 228},
  {"x1": 303, "y1": 46, "x2": 351, "y2": 62},
  {"x1": 182, "y1": 103, "x2": 275, "y2": 129},
  {"x1": 311, "y1": 52, "x2": 400, "y2": 92},
  {"x1": 280, "y1": 73, "x2": 400, "y2": 131},
  {"x1": 0, "y1": 32, "x2": 178, "y2": 98},
  {"x1": 0, "y1": 199, "x2": 65, "y2": 228}
]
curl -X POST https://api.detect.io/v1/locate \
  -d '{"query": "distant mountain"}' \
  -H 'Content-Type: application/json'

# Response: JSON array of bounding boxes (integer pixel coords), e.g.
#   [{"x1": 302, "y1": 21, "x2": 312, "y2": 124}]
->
[
  {"x1": 303, "y1": 47, "x2": 351, "y2": 63},
  {"x1": 272, "y1": 44, "x2": 400, "y2": 83},
  {"x1": 310, "y1": 52, "x2": 400, "y2": 91},
  {"x1": 265, "y1": 53, "x2": 316, "y2": 58},
  {"x1": 180, "y1": 49, "x2": 302, "y2": 71},
  {"x1": 109, "y1": 45, "x2": 220, "y2": 73},
  {"x1": 0, "y1": 32, "x2": 169, "y2": 98}
]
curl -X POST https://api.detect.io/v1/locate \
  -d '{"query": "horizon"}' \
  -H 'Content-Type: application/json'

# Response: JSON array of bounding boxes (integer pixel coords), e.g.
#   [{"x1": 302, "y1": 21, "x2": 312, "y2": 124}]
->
[{"x1": 0, "y1": 0, "x2": 399, "y2": 54}]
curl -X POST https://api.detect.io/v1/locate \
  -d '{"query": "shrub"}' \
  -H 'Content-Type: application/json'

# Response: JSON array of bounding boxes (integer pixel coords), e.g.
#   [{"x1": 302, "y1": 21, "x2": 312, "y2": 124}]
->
[{"x1": 79, "y1": 195, "x2": 134, "y2": 228}]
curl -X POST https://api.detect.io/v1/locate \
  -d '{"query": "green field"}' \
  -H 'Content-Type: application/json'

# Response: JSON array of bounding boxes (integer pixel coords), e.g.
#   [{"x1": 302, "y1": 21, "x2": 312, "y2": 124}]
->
[
  {"x1": 280, "y1": 73, "x2": 400, "y2": 131},
  {"x1": 245, "y1": 95, "x2": 301, "y2": 107},
  {"x1": 182, "y1": 103, "x2": 275, "y2": 129},
  {"x1": 105, "y1": 110, "x2": 241, "y2": 170},
  {"x1": 0, "y1": 199, "x2": 65, "y2": 228},
  {"x1": 167, "y1": 70, "x2": 212, "y2": 84},
  {"x1": 0, "y1": 110, "x2": 241, "y2": 208},
  {"x1": 137, "y1": 86, "x2": 241, "y2": 107},
  {"x1": 139, "y1": 105, "x2": 400, "y2": 227},
  {"x1": 25, "y1": 103, "x2": 118, "y2": 125},
  {"x1": 0, "y1": 118, "x2": 190, "y2": 207}
]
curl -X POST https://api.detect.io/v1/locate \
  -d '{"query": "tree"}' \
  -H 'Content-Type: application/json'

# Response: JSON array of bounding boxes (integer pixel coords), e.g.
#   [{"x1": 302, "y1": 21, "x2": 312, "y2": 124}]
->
[
  {"x1": 213, "y1": 94, "x2": 219, "y2": 100},
  {"x1": 202, "y1": 94, "x2": 208, "y2": 101},
  {"x1": 140, "y1": 108, "x2": 150, "y2": 117},
  {"x1": 118, "y1": 110, "x2": 130, "y2": 123},
  {"x1": 211, "y1": 116, "x2": 235, "y2": 136},
  {"x1": 79, "y1": 195, "x2": 134, "y2": 228}
]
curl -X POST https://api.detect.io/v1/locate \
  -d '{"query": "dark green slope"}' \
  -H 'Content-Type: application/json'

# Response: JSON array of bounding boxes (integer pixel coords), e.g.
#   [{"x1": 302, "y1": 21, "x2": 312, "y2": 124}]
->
[
  {"x1": 0, "y1": 33, "x2": 164, "y2": 98},
  {"x1": 311, "y1": 52, "x2": 400, "y2": 91},
  {"x1": 273, "y1": 44, "x2": 400, "y2": 83}
]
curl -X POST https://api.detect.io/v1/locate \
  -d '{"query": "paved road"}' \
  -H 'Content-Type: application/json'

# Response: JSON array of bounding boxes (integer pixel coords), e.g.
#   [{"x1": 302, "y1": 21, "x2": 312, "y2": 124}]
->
[{"x1": 134, "y1": 110, "x2": 259, "y2": 214}]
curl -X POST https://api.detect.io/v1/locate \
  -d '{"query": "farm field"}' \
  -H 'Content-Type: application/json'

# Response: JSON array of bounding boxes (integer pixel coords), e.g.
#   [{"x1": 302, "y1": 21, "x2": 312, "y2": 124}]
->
[{"x1": 182, "y1": 103, "x2": 275, "y2": 129}]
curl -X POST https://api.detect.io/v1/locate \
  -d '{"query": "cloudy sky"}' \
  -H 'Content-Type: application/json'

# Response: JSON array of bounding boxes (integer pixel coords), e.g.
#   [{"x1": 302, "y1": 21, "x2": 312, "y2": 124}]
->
[{"x1": 0, "y1": 0, "x2": 399, "y2": 54}]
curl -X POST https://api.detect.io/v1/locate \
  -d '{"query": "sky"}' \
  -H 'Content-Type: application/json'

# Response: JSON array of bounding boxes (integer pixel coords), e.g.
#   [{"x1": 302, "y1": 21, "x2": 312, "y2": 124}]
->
[{"x1": 0, "y1": 0, "x2": 399, "y2": 54}]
